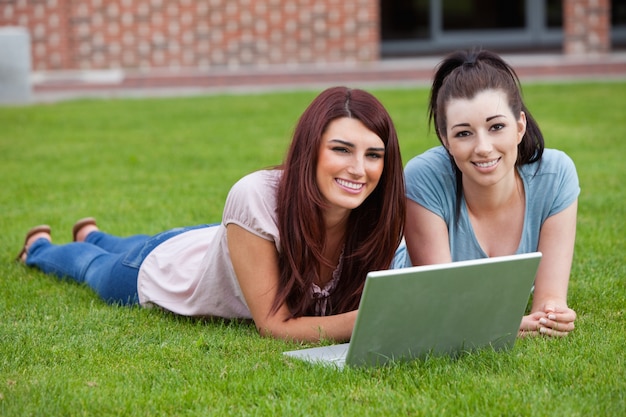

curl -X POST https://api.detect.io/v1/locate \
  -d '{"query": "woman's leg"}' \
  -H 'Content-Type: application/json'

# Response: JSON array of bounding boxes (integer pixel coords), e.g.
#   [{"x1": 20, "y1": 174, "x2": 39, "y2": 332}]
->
[
  {"x1": 84, "y1": 231, "x2": 150, "y2": 254},
  {"x1": 26, "y1": 224, "x2": 215, "y2": 306},
  {"x1": 26, "y1": 239, "x2": 139, "y2": 305}
]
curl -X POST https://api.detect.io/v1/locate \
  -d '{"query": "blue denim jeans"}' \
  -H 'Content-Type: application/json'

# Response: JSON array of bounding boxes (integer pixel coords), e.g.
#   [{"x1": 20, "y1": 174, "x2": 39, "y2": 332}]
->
[{"x1": 26, "y1": 224, "x2": 213, "y2": 305}]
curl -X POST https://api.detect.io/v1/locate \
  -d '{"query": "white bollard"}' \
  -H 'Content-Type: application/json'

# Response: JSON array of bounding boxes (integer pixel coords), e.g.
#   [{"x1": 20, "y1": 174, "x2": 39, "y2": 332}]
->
[{"x1": 0, "y1": 26, "x2": 32, "y2": 105}]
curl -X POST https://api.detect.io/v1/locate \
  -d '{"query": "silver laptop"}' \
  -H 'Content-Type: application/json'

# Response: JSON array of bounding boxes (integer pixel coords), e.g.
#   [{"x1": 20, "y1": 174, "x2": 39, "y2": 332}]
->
[{"x1": 283, "y1": 252, "x2": 541, "y2": 368}]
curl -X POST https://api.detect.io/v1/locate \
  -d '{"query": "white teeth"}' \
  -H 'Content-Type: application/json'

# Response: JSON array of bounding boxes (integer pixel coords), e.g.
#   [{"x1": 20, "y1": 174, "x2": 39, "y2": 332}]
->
[
  {"x1": 337, "y1": 178, "x2": 363, "y2": 190},
  {"x1": 475, "y1": 159, "x2": 498, "y2": 168}
]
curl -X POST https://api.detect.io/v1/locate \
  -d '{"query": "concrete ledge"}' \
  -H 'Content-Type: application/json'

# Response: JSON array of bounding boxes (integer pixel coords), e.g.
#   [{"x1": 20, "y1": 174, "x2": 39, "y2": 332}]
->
[
  {"x1": 0, "y1": 27, "x2": 32, "y2": 105},
  {"x1": 30, "y1": 52, "x2": 626, "y2": 103}
]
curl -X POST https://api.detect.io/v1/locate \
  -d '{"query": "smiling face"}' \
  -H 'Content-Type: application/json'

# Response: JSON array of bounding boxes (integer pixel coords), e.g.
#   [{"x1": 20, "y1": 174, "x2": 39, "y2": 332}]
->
[
  {"x1": 316, "y1": 117, "x2": 385, "y2": 222},
  {"x1": 442, "y1": 89, "x2": 527, "y2": 191}
]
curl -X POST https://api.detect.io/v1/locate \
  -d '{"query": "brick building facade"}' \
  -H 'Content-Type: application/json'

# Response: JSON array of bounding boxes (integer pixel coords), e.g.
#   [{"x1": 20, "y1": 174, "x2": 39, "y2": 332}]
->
[
  {"x1": 0, "y1": 0, "x2": 379, "y2": 71},
  {"x1": 0, "y1": 0, "x2": 614, "y2": 72},
  {"x1": 564, "y1": 0, "x2": 611, "y2": 54}
]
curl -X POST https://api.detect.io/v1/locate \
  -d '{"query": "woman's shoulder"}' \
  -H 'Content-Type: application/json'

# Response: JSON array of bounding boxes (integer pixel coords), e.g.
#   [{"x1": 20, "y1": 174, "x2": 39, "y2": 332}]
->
[
  {"x1": 405, "y1": 146, "x2": 452, "y2": 174},
  {"x1": 233, "y1": 169, "x2": 282, "y2": 188},
  {"x1": 541, "y1": 148, "x2": 576, "y2": 164},
  {"x1": 228, "y1": 169, "x2": 282, "y2": 200},
  {"x1": 521, "y1": 149, "x2": 580, "y2": 219},
  {"x1": 404, "y1": 146, "x2": 457, "y2": 210},
  {"x1": 407, "y1": 145, "x2": 449, "y2": 163},
  {"x1": 523, "y1": 148, "x2": 577, "y2": 176},
  {"x1": 223, "y1": 169, "x2": 282, "y2": 238}
]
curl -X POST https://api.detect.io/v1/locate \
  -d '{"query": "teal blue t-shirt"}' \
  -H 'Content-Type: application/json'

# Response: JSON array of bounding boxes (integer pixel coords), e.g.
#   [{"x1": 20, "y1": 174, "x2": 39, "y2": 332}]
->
[{"x1": 393, "y1": 146, "x2": 580, "y2": 268}]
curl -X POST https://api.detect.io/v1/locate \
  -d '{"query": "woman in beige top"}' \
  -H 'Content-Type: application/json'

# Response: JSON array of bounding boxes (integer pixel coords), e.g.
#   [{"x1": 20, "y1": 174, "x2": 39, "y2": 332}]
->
[{"x1": 17, "y1": 86, "x2": 406, "y2": 343}]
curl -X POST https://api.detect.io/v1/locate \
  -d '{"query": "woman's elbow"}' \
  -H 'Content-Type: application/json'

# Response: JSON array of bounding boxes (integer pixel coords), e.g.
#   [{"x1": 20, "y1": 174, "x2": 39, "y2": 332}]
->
[{"x1": 253, "y1": 317, "x2": 295, "y2": 341}]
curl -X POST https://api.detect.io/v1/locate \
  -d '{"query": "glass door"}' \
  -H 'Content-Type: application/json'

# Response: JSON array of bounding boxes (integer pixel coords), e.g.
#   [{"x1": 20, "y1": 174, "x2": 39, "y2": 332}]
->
[{"x1": 381, "y1": 0, "x2": 564, "y2": 56}]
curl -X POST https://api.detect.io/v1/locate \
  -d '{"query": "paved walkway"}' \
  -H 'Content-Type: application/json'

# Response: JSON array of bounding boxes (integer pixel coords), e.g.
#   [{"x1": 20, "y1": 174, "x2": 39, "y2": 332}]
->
[{"x1": 31, "y1": 51, "x2": 626, "y2": 103}]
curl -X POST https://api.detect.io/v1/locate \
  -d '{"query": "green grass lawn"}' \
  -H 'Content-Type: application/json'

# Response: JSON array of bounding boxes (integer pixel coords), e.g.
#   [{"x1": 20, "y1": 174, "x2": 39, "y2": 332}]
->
[{"x1": 1, "y1": 82, "x2": 625, "y2": 416}]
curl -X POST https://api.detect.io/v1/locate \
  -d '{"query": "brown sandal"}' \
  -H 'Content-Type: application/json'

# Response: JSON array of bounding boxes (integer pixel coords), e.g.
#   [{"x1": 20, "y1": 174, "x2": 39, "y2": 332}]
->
[
  {"x1": 72, "y1": 217, "x2": 97, "y2": 242},
  {"x1": 16, "y1": 225, "x2": 52, "y2": 263}
]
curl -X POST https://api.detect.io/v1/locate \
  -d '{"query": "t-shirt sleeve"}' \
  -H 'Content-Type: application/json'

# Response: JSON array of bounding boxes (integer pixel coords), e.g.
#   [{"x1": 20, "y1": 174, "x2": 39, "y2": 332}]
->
[
  {"x1": 404, "y1": 147, "x2": 457, "y2": 224},
  {"x1": 222, "y1": 170, "x2": 281, "y2": 245},
  {"x1": 546, "y1": 150, "x2": 580, "y2": 217}
]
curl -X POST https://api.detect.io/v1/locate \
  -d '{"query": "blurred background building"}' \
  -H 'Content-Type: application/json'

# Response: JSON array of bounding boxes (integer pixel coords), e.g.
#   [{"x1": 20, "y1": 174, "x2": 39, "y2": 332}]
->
[{"x1": 0, "y1": 0, "x2": 623, "y2": 72}]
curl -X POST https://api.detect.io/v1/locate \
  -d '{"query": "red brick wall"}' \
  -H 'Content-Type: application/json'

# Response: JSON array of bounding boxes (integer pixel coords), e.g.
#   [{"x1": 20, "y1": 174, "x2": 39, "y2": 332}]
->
[
  {"x1": 0, "y1": 0, "x2": 380, "y2": 71},
  {"x1": 563, "y1": 0, "x2": 611, "y2": 54}
]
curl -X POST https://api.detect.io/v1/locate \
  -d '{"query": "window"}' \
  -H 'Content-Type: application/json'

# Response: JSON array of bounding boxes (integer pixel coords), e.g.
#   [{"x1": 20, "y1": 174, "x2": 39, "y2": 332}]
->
[
  {"x1": 442, "y1": 0, "x2": 525, "y2": 30},
  {"x1": 613, "y1": 0, "x2": 626, "y2": 26},
  {"x1": 545, "y1": 0, "x2": 562, "y2": 28},
  {"x1": 380, "y1": 0, "x2": 431, "y2": 40}
]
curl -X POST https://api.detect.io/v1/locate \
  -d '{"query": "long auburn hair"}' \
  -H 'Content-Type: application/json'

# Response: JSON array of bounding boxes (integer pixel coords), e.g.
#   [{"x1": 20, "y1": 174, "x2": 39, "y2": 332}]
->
[
  {"x1": 273, "y1": 86, "x2": 405, "y2": 318},
  {"x1": 428, "y1": 49, "x2": 545, "y2": 219}
]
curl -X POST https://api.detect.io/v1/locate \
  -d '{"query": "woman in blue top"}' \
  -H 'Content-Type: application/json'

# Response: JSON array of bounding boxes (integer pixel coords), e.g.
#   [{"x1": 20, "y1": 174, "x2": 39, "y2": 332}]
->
[{"x1": 402, "y1": 49, "x2": 579, "y2": 337}]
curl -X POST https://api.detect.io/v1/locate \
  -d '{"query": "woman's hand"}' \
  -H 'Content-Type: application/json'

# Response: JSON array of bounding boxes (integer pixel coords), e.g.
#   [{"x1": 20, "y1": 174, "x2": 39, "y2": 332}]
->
[{"x1": 519, "y1": 304, "x2": 576, "y2": 338}]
